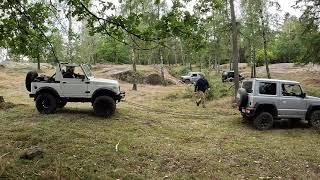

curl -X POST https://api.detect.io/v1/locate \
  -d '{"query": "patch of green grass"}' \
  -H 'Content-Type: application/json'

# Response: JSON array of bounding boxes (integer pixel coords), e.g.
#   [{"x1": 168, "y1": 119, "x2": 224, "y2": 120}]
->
[
  {"x1": 305, "y1": 87, "x2": 320, "y2": 97},
  {"x1": 1, "y1": 103, "x2": 320, "y2": 179}
]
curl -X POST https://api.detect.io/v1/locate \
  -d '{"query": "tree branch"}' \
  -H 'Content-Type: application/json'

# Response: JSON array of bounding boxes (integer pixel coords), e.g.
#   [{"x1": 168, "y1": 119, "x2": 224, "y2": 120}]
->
[
  {"x1": 78, "y1": 1, "x2": 161, "y2": 43},
  {"x1": 15, "y1": 2, "x2": 59, "y2": 63}
]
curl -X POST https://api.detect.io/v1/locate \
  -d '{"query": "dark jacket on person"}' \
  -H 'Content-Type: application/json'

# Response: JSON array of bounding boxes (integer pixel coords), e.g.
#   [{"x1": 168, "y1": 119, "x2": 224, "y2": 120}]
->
[
  {"x1": 63, "y1": 71, "x2": 76, "y2": 78},
  {"x1": 195, "y1": 78, "x2": 210, "y2": 92}
]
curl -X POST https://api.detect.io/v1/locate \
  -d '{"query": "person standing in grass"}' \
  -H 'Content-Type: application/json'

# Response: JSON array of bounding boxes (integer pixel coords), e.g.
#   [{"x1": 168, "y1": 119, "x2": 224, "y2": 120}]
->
[{"x1": 194, "y1": 74, "x2": 210, "y2": 108}]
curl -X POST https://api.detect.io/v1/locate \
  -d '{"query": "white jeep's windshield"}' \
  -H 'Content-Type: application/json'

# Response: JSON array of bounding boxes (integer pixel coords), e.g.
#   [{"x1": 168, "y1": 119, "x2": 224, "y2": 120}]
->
[{"x1": 82, "y1": 65, "x2": 94, "y2": 78}]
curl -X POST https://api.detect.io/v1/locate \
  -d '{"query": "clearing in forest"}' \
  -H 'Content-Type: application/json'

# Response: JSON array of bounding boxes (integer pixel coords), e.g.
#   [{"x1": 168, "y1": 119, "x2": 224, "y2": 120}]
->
[{"x1": 1, "y1": 63, "x2": 320, "y2": 179}]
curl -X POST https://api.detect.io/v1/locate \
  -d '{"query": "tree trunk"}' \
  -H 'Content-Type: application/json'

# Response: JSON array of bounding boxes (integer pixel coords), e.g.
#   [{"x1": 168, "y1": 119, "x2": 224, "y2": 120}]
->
[
  {"x1": 214, "y1": 55, "x2": 217, "y2": 70},
  {"x1": 217, "y1": 57, "x2": 221, "y2": 73},
  {"x1": 229, "y1": 0, "x2": 239, "y2": 99},
  {"x1": 37, "y1": 53, "x2": 40, "y2": 71},
  {"x1": 132, "y1": 48, "x2": 137, "y2": 91},
  {"x1": 253, "y1": 46, "x2": 257, "y2": 77},
  {"x1": 260, "y1": 8, "x2": 271, "y2": 79},
  {"x1": 174, "y1": 49, "x2": 177, "y2": 65},
  {"x1": 160, "y1": 52, "x2": 166, "y2": 86},
  {"x1": 94, "y1": 53, "x2": 97, "y2": 64},
  {"x1": 249, "y1": 41, "x2": 254, "y2": 78},
  {"x1": 167, "y1": 51, "x2": 170, "y2": 66},
  {"x1": 180, "y1": 41, "x2": 185, "y2": 65},
  {"x1": 67, "y1": 8, "x2": 73, "y2": 62},
  {"x1": 189, "y1": 53, "x2": 192, "y2": 71},
  {"x1": 0, "y1": 96, "x2": 4, "y2": 103}
]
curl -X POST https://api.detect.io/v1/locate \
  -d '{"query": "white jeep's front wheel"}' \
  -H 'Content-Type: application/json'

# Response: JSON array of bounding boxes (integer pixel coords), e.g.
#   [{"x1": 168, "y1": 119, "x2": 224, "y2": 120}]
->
[{"x1": 93, "y1": 96, "x2": 116, "y2": 118}]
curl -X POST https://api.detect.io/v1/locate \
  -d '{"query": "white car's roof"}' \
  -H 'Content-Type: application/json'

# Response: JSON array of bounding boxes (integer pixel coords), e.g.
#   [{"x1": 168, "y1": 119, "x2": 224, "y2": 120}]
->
[{"x1": 250, "y1": 78, "x2": 300, "y2": 84}]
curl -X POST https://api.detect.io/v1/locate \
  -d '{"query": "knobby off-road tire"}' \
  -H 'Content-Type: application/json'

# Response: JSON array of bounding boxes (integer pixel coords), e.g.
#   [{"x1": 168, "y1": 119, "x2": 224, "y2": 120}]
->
[
  {"x1": 26, "y1": 71, "x2": 38, "y2": 92},
  {"x1": 310, "y1": 110, "x2": 320, "y2": 128},
  {"x1": 253, "y1": 112, "x2": 274, "y2": 130},
  {"x1": 93, "y1": 96, "x2": 116, "y2": 118},
  {"x1": 35, "y1": 93, "x2": 57, "y2": 114},
  {"x1": 57, "y1": 100, "x2": 67, "y2": 109}
]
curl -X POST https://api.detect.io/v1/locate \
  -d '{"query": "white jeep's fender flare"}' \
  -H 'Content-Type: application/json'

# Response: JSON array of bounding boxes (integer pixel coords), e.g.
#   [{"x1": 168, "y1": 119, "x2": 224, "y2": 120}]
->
[
  {"x1": 34, "y1": 87, "x2": 60, "y2": 100},
  {"x1": 91, "y1": 88, "x2": 117, "y2": 102}
]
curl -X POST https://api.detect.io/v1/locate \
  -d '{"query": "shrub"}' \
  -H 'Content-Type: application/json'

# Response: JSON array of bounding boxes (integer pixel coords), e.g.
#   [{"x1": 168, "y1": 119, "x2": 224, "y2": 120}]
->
[{"x1": 205, "y1": 73, "x2": 232, "y2": 100}]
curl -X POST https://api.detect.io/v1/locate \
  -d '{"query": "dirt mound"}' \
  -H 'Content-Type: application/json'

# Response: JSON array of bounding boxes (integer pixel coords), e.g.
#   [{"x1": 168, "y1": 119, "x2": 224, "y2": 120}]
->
[
  {"x1": 111, "y1": 70, "x2": 174, "y2": 85},
  {"x1": 145, "y1": 74, "x2": 163, "y2": 85},
  {"x1": 111, "y1": 70, "x2": 144, "y2": 84},
  {"x1": 304, "y1": 79, "x2": 320, "y2": 87}
]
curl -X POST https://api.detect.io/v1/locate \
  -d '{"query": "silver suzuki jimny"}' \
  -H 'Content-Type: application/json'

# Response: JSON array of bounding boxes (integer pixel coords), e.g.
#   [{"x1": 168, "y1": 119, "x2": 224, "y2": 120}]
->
[{"x1": 237, "y1": 78, "x2": 320, "y2": 130}]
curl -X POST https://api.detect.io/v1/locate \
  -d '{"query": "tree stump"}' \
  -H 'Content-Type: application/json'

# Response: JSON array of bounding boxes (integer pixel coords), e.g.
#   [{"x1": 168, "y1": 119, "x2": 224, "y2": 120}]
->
[{"x1": 0, "y1": 96, "x2": 4, "y2": 104}]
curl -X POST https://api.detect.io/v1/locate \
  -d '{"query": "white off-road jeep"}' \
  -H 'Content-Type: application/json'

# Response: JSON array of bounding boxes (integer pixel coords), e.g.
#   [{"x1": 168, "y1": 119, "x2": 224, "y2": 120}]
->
[{"x1": 26, "y1": 63, "x2": 125, "y2": 117}]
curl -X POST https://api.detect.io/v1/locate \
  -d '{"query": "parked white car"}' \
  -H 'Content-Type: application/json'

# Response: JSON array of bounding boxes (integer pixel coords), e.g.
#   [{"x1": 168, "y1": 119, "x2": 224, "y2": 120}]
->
[{"x1": 180, "y1": 72, "x2": 205, "y2": 84}]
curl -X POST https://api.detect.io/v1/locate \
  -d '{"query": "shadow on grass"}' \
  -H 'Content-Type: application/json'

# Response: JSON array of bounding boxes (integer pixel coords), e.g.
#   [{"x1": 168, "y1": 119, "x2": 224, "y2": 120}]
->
[
  {"x1": 272, "y1": 120, "x2": 311, "y2": 130},
  {"x1": 54, "y1": 107, "x2": 125, "y2": 121},
  {"x1": 56, "y1": 107, "x2": 94, "y2": 115},
  {"x1": 244, "y1": 119, "x2": 311, "y2": 130}
]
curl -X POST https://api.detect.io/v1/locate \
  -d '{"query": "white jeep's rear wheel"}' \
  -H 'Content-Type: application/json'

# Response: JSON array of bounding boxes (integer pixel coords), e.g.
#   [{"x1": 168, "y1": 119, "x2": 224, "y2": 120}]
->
[
  {"x1": 93, "y1": 96, "x2": 116, "y2": 118},
  {"x1": 35, "y1": 93, "x2": 57, "y2": 114}
]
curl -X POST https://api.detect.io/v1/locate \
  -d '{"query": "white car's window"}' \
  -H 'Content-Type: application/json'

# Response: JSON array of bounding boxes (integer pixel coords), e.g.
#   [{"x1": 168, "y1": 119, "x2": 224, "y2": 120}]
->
[
  {"x1": 74, "y1": 67, "x2": 85, "y2": 75},
  {"x1": 62, "y1": 66, "x2": 85, "y2": 79},
  {"x1": 259, "y1": 82, "x2": 277, "y2": 95},
  {"x1": 282, "y1": 84, "x2": 302, "y2": 96},
  {"x1": 192, "y1": 74, "x2": 197, "y2": 77}
]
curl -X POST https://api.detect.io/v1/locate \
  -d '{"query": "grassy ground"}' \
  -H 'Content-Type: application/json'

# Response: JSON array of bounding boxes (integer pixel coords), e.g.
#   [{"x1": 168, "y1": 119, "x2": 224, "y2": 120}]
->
[{"x1": 1, "y1": 64, "x2": 320, "y2": 179}]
